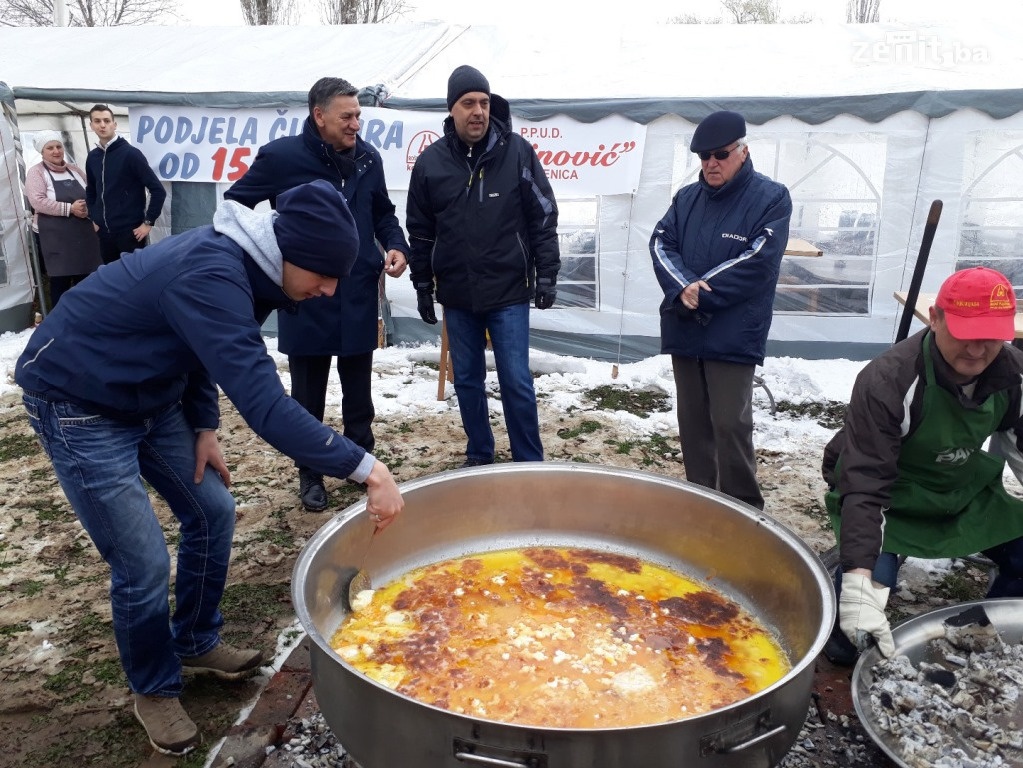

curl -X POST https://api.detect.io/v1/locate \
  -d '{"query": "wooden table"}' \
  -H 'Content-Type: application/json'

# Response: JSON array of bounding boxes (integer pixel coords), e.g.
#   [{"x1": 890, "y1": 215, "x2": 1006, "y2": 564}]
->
[
  {"x1": 894, "y1": 291, "x2": 1023, "y2": 339},
  {"x1": 784, "y1": 238, "x2": 823, "y2": 257}
]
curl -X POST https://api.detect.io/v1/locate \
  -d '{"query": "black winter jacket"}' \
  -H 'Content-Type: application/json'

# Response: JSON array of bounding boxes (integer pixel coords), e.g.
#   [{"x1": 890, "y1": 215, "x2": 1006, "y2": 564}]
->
[{"x1": 406, "y1": 102, "x2": 560, "y2": 312}]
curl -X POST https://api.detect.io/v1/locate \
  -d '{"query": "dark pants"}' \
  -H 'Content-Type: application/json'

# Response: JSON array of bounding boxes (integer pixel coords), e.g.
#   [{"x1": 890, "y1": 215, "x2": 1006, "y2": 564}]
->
[
  {"x1": 289, "y1": 352, "x2": 375, "y2": 463},
  {"x1": 49, "y1": 274, "x2": 90, "y2": 307},
  {"x1": 99, "y1": 229, "x2": 146, "y2": 264},
  {"x1": 671, "y1": 356, "x2": 762, "y2": 509}
]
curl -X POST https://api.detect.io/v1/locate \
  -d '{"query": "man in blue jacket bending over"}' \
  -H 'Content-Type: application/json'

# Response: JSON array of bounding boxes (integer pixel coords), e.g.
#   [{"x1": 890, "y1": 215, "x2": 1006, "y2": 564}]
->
[
  {"x1": 15, "y1": 180, "x2": 404, "y2": 757},
  {"x1": 649, "y1": 111, "x2": 792, "y2": 510}
]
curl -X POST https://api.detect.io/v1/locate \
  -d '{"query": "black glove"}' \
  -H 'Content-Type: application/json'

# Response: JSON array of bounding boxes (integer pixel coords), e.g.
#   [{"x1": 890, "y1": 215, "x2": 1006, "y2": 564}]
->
[
  {"x1": 535, "y1": 277, "x2": 557, "y2": 310},
  {"x1": 415, "y1": 284, "x2": 437, "y2": 325}
]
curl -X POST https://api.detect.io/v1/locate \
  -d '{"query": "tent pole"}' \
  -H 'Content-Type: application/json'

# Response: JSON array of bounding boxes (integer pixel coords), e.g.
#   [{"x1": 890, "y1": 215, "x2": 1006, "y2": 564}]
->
[
  {"x1": 27, "y1": 222, "x2": 48, "y2": 318},
  {"x1": 612, "y1": 193, "x2": 638, "y2": 379}
]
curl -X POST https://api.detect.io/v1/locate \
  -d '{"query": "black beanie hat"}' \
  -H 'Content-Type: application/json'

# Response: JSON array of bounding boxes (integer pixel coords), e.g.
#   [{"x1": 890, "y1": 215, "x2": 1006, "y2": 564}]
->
[
  {"x1": 447, "y1": 64, "x2": 490, "y2": 110},
  {"x1": 273, "y1": 180, "x2": 360, "y2": 279},
  {"x1": 690, "y1": 110, "x2": 746, "y2": 153}
]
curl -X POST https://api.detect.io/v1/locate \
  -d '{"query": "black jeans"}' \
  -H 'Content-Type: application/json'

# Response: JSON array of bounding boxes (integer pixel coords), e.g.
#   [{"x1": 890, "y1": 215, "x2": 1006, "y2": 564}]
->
[
  {"x1": 98, "y1": 229, "x2": 146, "y2": 264},
  {"x1": 289, "y1": 352, "x2": 375, "y2": 460}
]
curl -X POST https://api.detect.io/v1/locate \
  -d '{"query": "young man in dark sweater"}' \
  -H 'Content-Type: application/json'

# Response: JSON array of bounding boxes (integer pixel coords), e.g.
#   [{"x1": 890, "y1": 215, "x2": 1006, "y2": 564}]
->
[{"x1": 85, "y1": 104, "x2": 166, "y2": 264}]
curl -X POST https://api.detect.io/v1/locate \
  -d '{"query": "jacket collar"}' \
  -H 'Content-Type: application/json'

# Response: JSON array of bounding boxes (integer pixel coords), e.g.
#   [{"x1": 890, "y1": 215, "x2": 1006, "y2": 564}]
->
[{"x1": 699, "y1": 155, "x2": 755, "y2": 199}]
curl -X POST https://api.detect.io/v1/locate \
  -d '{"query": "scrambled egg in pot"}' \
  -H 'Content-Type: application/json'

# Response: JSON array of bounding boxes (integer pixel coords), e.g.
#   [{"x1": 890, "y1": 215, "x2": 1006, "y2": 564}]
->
[{"x1": 332, "y1": 547, "x2": 789, "y2": 728}]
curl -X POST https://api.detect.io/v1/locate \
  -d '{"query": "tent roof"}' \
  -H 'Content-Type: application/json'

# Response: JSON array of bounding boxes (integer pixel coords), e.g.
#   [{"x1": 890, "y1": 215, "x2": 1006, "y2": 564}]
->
[{"x1": 2, "y1": 21, "x2": 1021, "y2": 123}]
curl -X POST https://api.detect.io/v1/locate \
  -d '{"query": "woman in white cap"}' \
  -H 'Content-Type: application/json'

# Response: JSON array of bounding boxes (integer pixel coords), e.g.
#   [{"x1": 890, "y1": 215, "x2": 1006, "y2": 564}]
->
[{"x1": 25, "y1": 130, "x2": 102, "y2": 307}]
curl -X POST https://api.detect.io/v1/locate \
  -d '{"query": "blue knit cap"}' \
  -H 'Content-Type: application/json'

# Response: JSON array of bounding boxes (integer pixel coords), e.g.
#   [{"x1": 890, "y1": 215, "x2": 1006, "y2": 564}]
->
[
  {"x1": 273, "y1": 180, "x2": 359, "y2": 279},
  {"x1": 690, "y1": 111, "x2": 746, "y2": 153}
]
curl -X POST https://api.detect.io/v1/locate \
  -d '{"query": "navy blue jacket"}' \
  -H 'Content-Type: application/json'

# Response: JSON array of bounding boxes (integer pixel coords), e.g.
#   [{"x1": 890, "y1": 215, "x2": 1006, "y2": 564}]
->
[
  {"x1": 649, "y1": 158, "x2": 792, "y2": 366},
  {"x1": 85, "y1": 136, "x2": 166, "y2": 235},
  {"x1": 406, "y1": 105, "x2": 560, "y2": 312},
  {"x1": 15, "y1": 228, "x2": 368, "y2": 479},
  {"x1": 224, "y1": 118, "x2": 409, "y2": 356}
]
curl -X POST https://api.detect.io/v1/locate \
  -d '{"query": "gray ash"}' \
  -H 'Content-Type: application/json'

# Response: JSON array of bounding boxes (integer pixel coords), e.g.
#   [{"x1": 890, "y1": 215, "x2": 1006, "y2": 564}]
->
[{"x1": 868, "y1": 618, "x2": 1023, "y2": 768}]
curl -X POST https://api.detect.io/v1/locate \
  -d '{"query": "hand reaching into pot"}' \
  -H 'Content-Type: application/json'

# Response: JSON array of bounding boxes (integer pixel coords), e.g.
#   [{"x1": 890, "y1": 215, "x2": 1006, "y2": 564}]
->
[{"x1": 364, "y1": 460, "x2": 404, "y2": 531}]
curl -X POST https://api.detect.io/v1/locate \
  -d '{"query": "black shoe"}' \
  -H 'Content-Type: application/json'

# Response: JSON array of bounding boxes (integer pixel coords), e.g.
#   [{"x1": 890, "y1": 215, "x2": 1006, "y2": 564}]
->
[
  {"x1": 822, "y1": 622, "x2": 859, "y2": 667},
  {"x1": 460, "y1": 457, "x2": 494, "y2": 469},
  {"x1": 298, "y1": 469, "x2": 328, "y2": 512}
]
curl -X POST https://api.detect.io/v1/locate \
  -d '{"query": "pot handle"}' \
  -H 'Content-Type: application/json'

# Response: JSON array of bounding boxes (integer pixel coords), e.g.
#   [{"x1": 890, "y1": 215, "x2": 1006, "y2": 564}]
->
[
  {"x1": 453, "y1": 736, "x2": 547, "y2": 767},
  {"x1": 721, "y1": 723, "x2": 787, "y2": 753},
  {"x1": 454, "y1": 754, "x2": 531, "y2": 767},
  {"x1": 700, "y1": 710, "x2": 787, "y2": 756}
]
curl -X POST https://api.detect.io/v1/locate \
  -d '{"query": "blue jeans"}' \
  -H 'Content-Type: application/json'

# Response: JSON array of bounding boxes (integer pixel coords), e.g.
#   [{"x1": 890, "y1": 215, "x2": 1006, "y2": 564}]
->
[
  {"x1": 22, "y1": 393, "x2": 236, "y2": 696},
  {"x1": 444, "y1": 303, "x2": 543, "y2": 462}
]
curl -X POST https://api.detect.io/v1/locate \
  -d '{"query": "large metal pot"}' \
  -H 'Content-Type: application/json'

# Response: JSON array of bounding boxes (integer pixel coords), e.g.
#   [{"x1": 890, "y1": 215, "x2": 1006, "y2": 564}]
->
[{"x1": 293, "y1": 463, "x2": 835, "y2": 768}]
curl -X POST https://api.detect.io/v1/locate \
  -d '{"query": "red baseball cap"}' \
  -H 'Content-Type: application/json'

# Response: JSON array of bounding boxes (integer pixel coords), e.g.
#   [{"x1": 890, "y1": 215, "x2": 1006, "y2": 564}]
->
[{"x1": 935, "y1": 267, "x2": 1016, "y2": 341}]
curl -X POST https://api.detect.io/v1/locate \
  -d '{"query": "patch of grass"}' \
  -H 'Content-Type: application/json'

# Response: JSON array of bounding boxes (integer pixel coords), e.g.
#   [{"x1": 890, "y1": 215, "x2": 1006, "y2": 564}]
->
[
  {"x1": 90, "y1": 658, "x2": 126, "y2": 686},
  {"x1": 64, "y1": 612, "x2": 110, "y2": 649},
  {"x1": 17, "y1": 579, "x2": 46, "y2": 597},
  {"x1": 218, "y1": 582, "x2": 291, "y2": 624},
  {"x1": 0, "y1": 622, "x2": 32, "y2": 636},
  {"x1": 775, "y1": 399, "x2": 847, "y2": 430},
  {"x1": 557, "y1": 420, "x2": 602, "y2": 439},
  {"x1": 614, "y1": 440, "x2": 634, "y2": 455},
  {"x1": 43, "y1": 664, "x2": 88, "y2": 697},
  {"x1": 250, "y1": 526, "x2": 296, "y2": 548},
  {"x1": 934, "y1": 566, "x2": 988, "y2": 603},
  {"x1": 397, "y1": 421, "x2": 414, "y2": 434},
  {"x1": 0, "y1": 432, "x2": 39, "y2": 461},
  {"x1": 34, "y1": 502, "x2": 68, "y2": 522},
  {"x1": 26, "y1": 710, "x2": 150, "y2": 766},
  {"x1": 585, "y1": 385, "x2": 672, "y2": 417},
  {"x1": 419, "y1": 360, "x2": 440, "y2": 372}
]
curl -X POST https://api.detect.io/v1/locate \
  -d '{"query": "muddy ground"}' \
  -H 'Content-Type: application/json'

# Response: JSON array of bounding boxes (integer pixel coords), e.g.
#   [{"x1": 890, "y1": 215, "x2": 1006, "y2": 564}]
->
[{"x1": 0, "y1": 360, "x2": 992, "y2": 767}]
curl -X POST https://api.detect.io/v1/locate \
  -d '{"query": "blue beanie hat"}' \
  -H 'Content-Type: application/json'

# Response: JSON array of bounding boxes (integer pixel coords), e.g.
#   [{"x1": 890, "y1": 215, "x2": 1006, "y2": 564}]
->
[
  {"x1": 273, "y1": 180, "x2": 359, "y2": 279},
  {"x1": 690, "y1": 111, "x2": 746, "y2": 153},
  {"x1": 447, "y1": 64, "x2": 490, "y2": 110}
]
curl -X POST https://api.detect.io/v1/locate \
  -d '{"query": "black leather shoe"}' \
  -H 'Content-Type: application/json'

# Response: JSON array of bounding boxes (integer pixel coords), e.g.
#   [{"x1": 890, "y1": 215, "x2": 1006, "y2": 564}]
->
[
  {"x1": 298, "y1": 469, "x2": 328, "y2": 512},
  {"x1": 460, "y1": 457, "x2": 494, "y2": 468}
]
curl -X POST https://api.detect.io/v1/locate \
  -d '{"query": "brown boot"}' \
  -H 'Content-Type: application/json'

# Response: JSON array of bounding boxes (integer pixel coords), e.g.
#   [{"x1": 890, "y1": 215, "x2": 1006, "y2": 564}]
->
[
  {"x1": 181, "y1": 641, "x2": 265, "y2": 681},
  {"x1": 133, "y1": 694, "x2": 200, "y2": 756}
]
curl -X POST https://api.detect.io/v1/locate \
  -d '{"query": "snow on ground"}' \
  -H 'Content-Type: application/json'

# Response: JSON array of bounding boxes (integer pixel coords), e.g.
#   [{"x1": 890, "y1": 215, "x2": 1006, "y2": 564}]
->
[{"x1": 1, "y1": 326, "x2": 865, "y2": 450}]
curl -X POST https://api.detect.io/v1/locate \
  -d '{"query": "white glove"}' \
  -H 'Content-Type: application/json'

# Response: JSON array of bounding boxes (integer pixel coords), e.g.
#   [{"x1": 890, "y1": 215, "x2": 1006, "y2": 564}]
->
[{"x1": 839, "y1": 572, "x2": 896, "y2": 658}]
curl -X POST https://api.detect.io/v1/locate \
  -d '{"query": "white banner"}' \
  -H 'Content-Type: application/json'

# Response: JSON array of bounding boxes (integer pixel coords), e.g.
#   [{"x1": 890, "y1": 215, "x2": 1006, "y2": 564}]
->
[{"x1": 129, "y1": 106, "x2": 644, "y2": 196}]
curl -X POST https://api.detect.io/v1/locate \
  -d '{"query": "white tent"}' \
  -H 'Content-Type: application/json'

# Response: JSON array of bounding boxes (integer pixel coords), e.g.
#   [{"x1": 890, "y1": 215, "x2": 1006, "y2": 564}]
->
[{"x1": 2, "y1": 21, "x2": 1022, "y2": 359}]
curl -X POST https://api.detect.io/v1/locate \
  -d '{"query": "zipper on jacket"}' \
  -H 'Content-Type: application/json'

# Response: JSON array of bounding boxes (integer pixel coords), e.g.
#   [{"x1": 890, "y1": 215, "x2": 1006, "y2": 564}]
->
[{"x1": 100, "y1": 146, "x2": 109, "y2": 232}]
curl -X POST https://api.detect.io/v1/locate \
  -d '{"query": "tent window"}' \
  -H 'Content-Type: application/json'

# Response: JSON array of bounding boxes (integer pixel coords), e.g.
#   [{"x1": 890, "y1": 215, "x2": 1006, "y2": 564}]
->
[
  {"x1": 555, "y1": 199, "x2": 598, "y2": 309},
  {"x1": 671, "y1": 133, "x2": 884, "y2": 316},
  {"x1": 958, "y1": 137, "x2": 1023, "y2": 295}
]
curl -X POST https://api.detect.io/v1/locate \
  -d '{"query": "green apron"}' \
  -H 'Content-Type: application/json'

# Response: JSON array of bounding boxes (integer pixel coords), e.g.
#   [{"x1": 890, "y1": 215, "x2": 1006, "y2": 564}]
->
[{"x1": 828, "y1": 333, "x2": 1023, "y2": 559}]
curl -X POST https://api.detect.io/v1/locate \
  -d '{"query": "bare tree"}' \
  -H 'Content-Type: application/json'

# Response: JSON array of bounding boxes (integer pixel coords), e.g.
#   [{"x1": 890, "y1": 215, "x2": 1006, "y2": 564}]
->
[
  {"x1": 847, "y1": 0, "x2": 880, "y2": 23},
  {"x1": 318, "y1": 0, "x2": 407, "y2": 24},
  {"x1": 667, "y1": 12, "x2": 711, "y2": 23},
  {"x1": 669, "y1": 0, "x2": 812, "y2": 24},
  {"x1": 721, "y1": 0, "x2": 780, "y2": 24},
  {"x1": 0, "y1": 0, "x2": 175, "y2": 26},
  {"x1": 239, "y1": 0, "x2": 295, "y2": 25}
]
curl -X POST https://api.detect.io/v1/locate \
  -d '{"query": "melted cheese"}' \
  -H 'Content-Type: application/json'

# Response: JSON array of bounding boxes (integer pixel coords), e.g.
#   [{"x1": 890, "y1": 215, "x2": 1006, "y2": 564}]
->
[{"x1": 331, "y1": 547, "x2": 789, "y2": 728}]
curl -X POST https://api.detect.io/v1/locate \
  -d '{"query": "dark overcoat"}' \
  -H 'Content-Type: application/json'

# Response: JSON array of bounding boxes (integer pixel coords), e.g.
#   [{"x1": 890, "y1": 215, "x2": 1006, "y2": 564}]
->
[{"x1": 225, "y1": 118, "x2": 409, "y2": 356}]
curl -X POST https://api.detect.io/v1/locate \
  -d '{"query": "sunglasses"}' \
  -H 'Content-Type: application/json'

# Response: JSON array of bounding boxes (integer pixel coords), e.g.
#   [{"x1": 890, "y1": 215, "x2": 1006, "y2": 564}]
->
[{"x1": 698, "y1": 144, "x2": 743, "y2": 162}]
